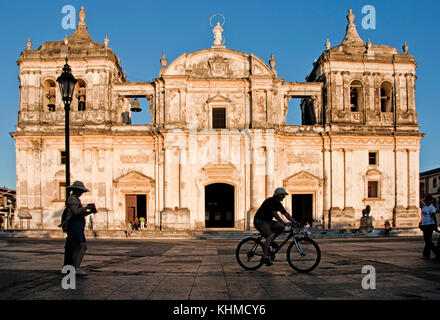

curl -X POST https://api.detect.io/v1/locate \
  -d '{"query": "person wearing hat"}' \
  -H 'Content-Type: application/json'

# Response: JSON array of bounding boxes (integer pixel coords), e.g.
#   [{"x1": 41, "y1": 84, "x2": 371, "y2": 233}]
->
[
  {"x1": 420, "y1": 195, "x2": 439, "y2": 260},
  {"x1": 60, "y1": 181, "x2": 96, "y2": 276},
  {"x1": 253, "y1": 187, "x2": 300, "y2": 266}
]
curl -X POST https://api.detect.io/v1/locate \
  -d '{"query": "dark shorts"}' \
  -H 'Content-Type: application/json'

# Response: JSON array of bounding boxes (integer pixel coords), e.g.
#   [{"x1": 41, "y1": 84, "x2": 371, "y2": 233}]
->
[
  {"x1": 68, "y1": 228, "x2": 86, "y2": 244},
  {"x1": 254, "y1": 219, "x2": 284, "y2": 238},
  {"x1": 68, "y1": 219, "x2": 86, "y2": 244}
]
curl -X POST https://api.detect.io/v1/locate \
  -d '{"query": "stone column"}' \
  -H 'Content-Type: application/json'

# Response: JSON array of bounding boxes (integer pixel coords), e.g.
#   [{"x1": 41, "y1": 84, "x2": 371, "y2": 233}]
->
[
  {"x1": 395, "y1": 147, "x2": 408, "y2": 208},
  {"x1": 93, "y1": 147, "x2": 107, "y2": 229},
  {"x1": 265, "y1": 144, "x2": 274, "y2": 198},
  {"x1": 33, "y1": 142, "x2": 42, "y2": 228},
  {"x1": 406, "y1": 73, "x2": 415, "y2": 112},
  {"x1": 343, "y1": 148, "x2": 355, "y2": 226},
  {"x1": 91, "y1": 147, "x2": 99, "y2": 205},
  {"x1": 163, "y1": 147, "x2": 172, "y2": 210},
  {"x1": 179, "y1": 146, "x2": 188, "y2": 209},
  {"x1": 154, "y1": 135, "x2": 163, "y2": 229},
  {"x1": 104, "y1": 146, "x2": 113, "y2": 229},
  {"x1": 242, "y1": 130, "x2": 252, "y2": 230},
  {"x1": 408, "y1": 149, "x2": 419, "y2": 208},
  {"x1": 394, "y1": 74, "x2": 401, "y2": 112},
  {"x1": 162, "y1": 143, "x2": 186, "y2": 229},
  {"x1": 329, "y1": 147, "x2": 344, "y2": 228},
  {"x1": 250, "y1": 135, "x2": 266, "y2": 213},
  {"x1": 342, "y1": 71, "x2": 350, "y2": 111},
  {"x1": 25, "y1": 143, "x2": 42, "y2": 228},
  {"x1": 164, "y1": 89, "x2": 170, "y2": 124},
  {"x1": 25, "y1": 148, "x2": 34, "y2": 227},
  {"x1": 364, "y1": 72, "x2": 373, "y2": 113},
  {"x1": 322, "y1": 138, "x2": 331, "y2": 228}
]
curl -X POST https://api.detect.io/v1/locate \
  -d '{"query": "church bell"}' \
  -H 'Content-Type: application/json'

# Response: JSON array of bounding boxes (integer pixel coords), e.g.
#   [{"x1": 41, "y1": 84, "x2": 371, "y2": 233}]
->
[{"x1": 130, "y1": 98, "x2": 142, "y2": 112}]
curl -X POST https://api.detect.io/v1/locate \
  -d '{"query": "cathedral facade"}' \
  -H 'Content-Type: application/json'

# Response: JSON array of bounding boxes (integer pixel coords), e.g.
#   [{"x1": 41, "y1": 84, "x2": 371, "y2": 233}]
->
[{"x1": 12, "y1": 8, "x2": 422, "y2": 231}]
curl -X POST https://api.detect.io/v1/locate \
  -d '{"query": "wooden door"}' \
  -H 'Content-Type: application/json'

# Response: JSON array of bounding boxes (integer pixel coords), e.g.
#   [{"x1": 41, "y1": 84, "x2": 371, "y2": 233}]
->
[{"x1": 125, "y1": 195, "x2": 137, "y2": 223}]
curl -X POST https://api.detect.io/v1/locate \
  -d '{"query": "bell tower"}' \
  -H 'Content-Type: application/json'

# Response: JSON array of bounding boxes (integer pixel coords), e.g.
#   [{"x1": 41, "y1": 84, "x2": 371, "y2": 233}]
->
[
  {"x1": 16, "y1": 6, "x2": 126, "y2": 129},
  {"x1": 307, "y1": 9, "x2": 418, "y2": 131},
  {"x1": 13, "y1": 6, "x2": 127, "y2": 228}
]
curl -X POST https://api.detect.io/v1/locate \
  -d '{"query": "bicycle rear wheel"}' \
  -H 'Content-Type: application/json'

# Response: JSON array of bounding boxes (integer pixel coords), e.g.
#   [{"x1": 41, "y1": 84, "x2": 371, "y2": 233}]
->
[
  {"x1": 286, "y1": 237, "x2": 321, "y2": 273},
  {"x1": 236, "y1": 237, "x2": 264, "y2": 270}
]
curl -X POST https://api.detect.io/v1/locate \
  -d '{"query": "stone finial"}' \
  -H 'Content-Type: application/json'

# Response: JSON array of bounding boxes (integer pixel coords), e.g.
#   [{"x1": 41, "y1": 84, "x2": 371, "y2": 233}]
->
[
  {"x1": 366, "y1": 38, "x2": 372, "y2": 52},
  {"x1": 79, "y1": 6, "x2": 86, "y2": 22},
  {"x1": 403, "y1": 41, "x2": 408, "y2": 53},
  {"x1": 347, "y1": 8, "x2": 355, "y2": 25},
  {"x1": 269, "y1": 53, "x2": 276, "y2": 70},
  {"x1": 26, "y1": 37, "x2": 32, "y2": 50},
  {"x1": 64, "y1": 34, "x2": 69, "y2": 46},
  {"x1": 160, "y1": 52, "x2": 168, "y2": 68},
  {"x1": 104, "y1": 34, "x2": 109, "y2": 48},
  {"x1": 325, "y1": 38, "x2": 331, "y2": 50},
  {"x1": 77, "y1": 6, "x2": 87, "y2": 28},
  {"x1": 341, "y1": 8, "x2": 364, "y2": 45}
]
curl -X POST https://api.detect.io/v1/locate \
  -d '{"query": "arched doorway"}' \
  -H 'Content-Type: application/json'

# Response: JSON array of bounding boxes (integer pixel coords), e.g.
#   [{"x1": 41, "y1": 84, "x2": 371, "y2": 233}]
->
[
  {"x1": 292, "y1": 194, "x2": 313, "y2": 225},
  {"x1": 205, "y1": 183, "x2": 234, "y2": 228}
]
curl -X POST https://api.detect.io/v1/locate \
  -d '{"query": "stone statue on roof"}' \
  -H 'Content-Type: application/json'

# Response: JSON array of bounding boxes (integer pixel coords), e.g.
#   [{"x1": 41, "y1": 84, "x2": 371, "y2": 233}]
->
[{"x1": 213, "y1": 22, "x2": 223, "y2": 46}]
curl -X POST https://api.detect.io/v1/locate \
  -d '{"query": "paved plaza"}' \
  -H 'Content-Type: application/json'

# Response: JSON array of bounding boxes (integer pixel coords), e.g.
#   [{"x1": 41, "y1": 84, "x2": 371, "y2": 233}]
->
[{"x1": 0, "y1": 236, "x2": 439, "y2": 300}]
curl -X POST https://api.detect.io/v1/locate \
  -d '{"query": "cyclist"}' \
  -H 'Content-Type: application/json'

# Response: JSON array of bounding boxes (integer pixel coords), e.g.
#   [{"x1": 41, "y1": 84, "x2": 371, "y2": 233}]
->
[{"x1": 253, "y1": 187, "x2": 300, "y2": 266}]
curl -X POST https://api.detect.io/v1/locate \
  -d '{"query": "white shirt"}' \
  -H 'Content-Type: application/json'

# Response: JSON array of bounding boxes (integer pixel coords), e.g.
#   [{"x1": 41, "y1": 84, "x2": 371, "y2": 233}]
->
[{"x1": 421, "y1": 204, "x2": 436, "y2": 226}]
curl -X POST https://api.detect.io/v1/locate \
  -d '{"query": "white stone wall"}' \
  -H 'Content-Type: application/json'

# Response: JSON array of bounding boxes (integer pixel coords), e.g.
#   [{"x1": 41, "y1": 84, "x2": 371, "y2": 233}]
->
[{"x1": 13, "y1": 42, "x2": 422, "y2": 231}]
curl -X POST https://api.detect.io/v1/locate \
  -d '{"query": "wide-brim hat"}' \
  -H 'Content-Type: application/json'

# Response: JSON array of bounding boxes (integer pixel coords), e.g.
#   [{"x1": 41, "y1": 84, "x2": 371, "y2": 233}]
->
[
  {"x1": 273, "y1": 187, "x2": 288, "y2": 197},
  {"x1": 66, "y1": 181, "x2": 89, "y2": 192}
]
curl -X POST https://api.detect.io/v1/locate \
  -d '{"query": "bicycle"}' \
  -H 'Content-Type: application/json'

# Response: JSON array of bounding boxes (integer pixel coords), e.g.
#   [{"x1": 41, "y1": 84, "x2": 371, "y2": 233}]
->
[{"x1": 236, "y1": 224, "x2": 321, "y2": 273}]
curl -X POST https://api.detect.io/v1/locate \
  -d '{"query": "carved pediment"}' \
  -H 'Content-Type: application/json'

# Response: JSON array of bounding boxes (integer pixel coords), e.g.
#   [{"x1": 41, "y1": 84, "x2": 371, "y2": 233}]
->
[
  {"x1": 54, "y1": 170, "x2": 65, "y2": 179},
  {"x1": 206, "y1": 94, "x2": 232, "y2": 104},
  {"x1": 284, "y1": 171, "x2": 323, "y2": 188},
  {"x1": 162, "y1": 48, "x2": 275, "y2": 79},
  {"x1": 365, "y1": 169, "x2": 382, "y2": 177},
  {"x1": 113, "y1": 171, "x2": 154, "y2": 186}
]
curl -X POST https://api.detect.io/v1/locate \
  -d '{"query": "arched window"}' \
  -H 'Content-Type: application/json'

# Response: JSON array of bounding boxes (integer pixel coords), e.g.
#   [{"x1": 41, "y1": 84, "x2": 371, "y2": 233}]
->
[
  {"x1": 349, "y1": 80, "x2": 363, "y2": 112},
  {"x1": 42, "y1": 80, "x2": 56, "y2": 112},
  {"x1": 75, "y1": 79, "x2": 87, "y2": 112},
  {"x1": 365, "y1": 169, "x2": 382, "y2": 199},
  {"x1": 380, "y1": 82, "x2": 393, "y2": 112}
]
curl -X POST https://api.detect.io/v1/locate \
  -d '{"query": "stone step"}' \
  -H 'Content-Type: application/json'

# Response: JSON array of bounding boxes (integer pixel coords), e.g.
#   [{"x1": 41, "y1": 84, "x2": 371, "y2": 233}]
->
[{"x1": 0, "y1": 227, "x2": 423, "y2": 240}]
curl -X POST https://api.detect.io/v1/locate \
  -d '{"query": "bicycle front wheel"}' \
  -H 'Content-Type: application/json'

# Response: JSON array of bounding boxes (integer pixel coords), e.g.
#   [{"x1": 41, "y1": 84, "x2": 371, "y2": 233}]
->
[
  {"x1": 287, "y1": 237, "x2": 321, "y2": 273},
  {"x1": 236, "y1": 237, "x2": 264, "y2": 270}
]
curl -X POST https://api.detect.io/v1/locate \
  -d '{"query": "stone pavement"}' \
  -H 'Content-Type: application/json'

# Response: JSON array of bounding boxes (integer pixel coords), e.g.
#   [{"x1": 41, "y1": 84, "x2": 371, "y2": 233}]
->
[{"x1": 0, "y1": 236, "x2": 439, "y2": 300}]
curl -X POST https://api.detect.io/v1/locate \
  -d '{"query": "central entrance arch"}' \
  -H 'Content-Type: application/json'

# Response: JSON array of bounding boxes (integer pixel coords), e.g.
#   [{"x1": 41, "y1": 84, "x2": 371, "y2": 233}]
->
[{"x1": 205, "y1": 183, "x2": 234, "y2": 228}]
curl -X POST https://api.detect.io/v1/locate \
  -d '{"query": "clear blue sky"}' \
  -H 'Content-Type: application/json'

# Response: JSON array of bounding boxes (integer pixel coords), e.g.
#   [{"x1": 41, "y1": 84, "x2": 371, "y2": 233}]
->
[{"x1": 0, "y1": 0, "x2": 439, "y2": 189}]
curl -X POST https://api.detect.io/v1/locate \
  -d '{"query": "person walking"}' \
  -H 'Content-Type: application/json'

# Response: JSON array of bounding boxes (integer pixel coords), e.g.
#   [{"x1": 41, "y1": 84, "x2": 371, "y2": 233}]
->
[
  {"x1": 59, "y1": 181, "x2": 96, "y2": 276},
  {"x1": 384, "y1": 220, "x2": 392, "y2": 236},
  {"x1": 88, "y1": 215, "x2": 94, "y2": 231},
  {"x1": 420, "y1": 195, "x2": 439, "y2": 260},
  {"x1": 126, "y1": 221, "x2": 132, "y2": 238}
]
